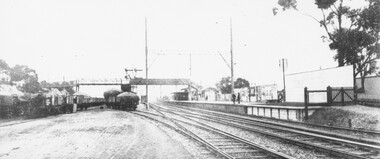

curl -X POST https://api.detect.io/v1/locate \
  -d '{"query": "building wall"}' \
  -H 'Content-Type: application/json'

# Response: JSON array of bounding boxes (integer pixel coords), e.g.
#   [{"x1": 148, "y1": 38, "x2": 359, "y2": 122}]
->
[
  {"x1": 0, "y1": 71, "x2": 10, "y2": 83},
  {"x1": 356, "y1": 76, "x2": 380, "y2": 100},
  {"x1": 250, "y1": 84, "x2": 278, "y2": 101},
  {"x1": 285, "y1": 65, "x2": 353, "y2": 103},
  {"x1": 234, "y1": 87, "x2": 249, "y2": 102},
  {"x1": 204, "y1": 91, "x2": 217, "y2": 101}
]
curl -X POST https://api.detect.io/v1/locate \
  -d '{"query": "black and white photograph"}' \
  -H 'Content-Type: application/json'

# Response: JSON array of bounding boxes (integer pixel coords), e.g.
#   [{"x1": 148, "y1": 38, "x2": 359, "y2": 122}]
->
[{"x1": 1, "y1": 0, "x2": 380, "y2": 158}]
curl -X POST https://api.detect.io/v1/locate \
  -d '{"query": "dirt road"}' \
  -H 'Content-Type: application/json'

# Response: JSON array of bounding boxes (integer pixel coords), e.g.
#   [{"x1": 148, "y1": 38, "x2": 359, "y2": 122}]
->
[{"x1": 0, "y1": 106, "x2": 193, "y2": 159}]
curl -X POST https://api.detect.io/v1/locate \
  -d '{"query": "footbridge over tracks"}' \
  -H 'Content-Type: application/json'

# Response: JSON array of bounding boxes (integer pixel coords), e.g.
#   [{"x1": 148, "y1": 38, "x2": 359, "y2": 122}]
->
[{"x1": 42, "y1": 78, "x2": 200, "y2": 91}]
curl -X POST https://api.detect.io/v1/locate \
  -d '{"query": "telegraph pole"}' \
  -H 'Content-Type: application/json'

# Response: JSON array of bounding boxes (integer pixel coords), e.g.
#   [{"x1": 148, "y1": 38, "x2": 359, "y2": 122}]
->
[
  {"x1": 145, "y1": 17, "x2": 149, "y2": 110},
  {"x1": 230, "y1": 18, "x2": 235, "y2": 95},
  {"x1": 189, "y1": 54, "x2": 192, "y2": 77},
  {"x1": 189, "y1": 54, "x2": 192, "y2": 101},
  {"x1": 280, "y1": 58, "x2": 287, "y2": 102}
]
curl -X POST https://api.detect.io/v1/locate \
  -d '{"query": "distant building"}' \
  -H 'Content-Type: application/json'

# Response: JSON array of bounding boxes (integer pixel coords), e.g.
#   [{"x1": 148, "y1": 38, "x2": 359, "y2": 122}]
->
[
  {"x1": 0, "y1": 70, "x2": 10, "y2": 84},
  {"x1": 356, "y1": 76, "x2": 380, "y2": 101},
  {"x1": 250, "y1": 84, "x2": 278, "y2": 102},
  {"x1": 201, "y1": 87, "x2": 219, "y2": 101},
  {"x1": 234, "y1": 87, "x2": 249, "y2": 102}
]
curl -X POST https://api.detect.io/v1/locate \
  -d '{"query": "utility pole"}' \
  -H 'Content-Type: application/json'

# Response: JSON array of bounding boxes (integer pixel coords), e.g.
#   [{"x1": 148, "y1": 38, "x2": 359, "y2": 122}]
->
[
  {"x1": 189, "y1": 54, "x2": 192, "y2": 77},
  {"x1": 230, "y1": 18, "x2": 235, "y2": 95},
  {"x1": 280, "y1": 58, "x2": 287, "y2": 102},
  {"x1": 145, "y1": 17, "x2": 149, "y2": 110},
  {"x1": 189, "y1": 54, "x2": 192, "y2": 101}
]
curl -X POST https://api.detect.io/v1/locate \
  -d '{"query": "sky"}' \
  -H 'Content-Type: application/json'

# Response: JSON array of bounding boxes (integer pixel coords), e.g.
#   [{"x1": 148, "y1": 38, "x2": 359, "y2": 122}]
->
[{"x1": 0, "y1": 0, "x2": 366, "y2": 97}]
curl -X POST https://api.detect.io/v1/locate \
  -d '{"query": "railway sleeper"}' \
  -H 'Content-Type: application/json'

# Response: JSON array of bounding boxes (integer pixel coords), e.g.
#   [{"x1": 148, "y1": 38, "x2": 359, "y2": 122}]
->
[
  {"x1": 225, "y1": 149, "x2": 260, "y2": 154},
  {"x1": 350, "y1": 151, "x2": 377, "y2": 156},
  {"x1": 217, "y1": 145, "x2": 252, "y2": 149},
  {"x1": 213, "y1": 143, "x2": 246, "y2": 146},
  {"x1": 295, "y1": 137, "x2": 315, "y2": 141},
  {"x1": 314, "y1": 154, "x2": 329, "y2": 159},
  {"x1": 234, "y1": 155, "x2": 268, "y2": 159},
  {"x1": 228, "y1": 152, "x2": 268, "y2": 159},
  {"x1": 209, "y1": 140, "x2": 238, "y2": 143}
]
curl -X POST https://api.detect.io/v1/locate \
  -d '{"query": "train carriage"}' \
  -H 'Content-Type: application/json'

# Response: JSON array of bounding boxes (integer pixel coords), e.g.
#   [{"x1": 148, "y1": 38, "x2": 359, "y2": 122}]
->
[
  {"x1": 116, "y1": 92, "x2": 139, "y2": 111},
  {"x1": 103, "y1": 89, "x2": 121, "y2": 109}
]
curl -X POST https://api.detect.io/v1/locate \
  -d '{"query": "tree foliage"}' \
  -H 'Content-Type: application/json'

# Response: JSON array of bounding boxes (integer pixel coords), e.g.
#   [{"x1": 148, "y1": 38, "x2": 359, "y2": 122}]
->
[
  {"x1": 40, "y1": 80, "x2": 75, "y2": 95},
  {"x1": 10, "y1": 65, "x2": 37, "y2": 82},
  {"x1": 216, "y1": 77, "x2": 250, "y2": 94},
  {"x1": 0, "y1": 59, "x2": 42, "y2": 93},
  {"x1": 275, "y1": 0, "x2": 380, "y2": 91},
  {"x1": 22, "y1": 77, "x2": 41, "y2": 93},
  {"x1": 216, "y1": 77, "x2": 232, "y2": 94},
  {"x1": 0, "y1": 59, "x2": 10, "y2": 70},
  {"x1": 234, "y1": 78, "x2": 250, "y2": 88},
  {"x1": 278, "y1": 0, "x2": 298, "y2": 10}
]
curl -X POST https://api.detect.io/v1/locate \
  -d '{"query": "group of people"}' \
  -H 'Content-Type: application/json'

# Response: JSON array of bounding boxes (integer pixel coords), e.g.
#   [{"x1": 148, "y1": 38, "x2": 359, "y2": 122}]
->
[{"x1": 231, "y1": 93, "x2": 241, "y2": 104}]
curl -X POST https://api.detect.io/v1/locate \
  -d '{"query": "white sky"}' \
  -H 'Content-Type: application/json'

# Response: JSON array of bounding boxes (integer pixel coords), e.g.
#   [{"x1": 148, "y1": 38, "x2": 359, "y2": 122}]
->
[{"x1": 1, "y1": 0, "x2": 366, "y2": 97}]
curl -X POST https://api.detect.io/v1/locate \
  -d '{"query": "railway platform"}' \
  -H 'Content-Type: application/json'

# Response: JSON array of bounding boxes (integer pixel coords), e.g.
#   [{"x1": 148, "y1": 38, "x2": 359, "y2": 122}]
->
[{"x1": 161, "y1": 100, "x2": 324, "y2": 121}]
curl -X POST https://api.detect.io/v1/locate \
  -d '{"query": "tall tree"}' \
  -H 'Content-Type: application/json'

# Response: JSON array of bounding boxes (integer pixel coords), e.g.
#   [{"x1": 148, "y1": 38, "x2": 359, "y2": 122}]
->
[
  {"x1": 0, "y1": 59, "x2": 10, "y2": 70},
  {"x1": 274, "y1": 0, "x2": 380, "y2": 91},
  {"x1": 10, "y1": 65, "x2": 41, "y2": 93},
  {"x1": 10, "y1": 65, "x2": 37, "y2": 82},
  {"x1": 234, "y1": 78, "x2": 250, "y2": 88},
  {"x1": 216, "y1": 76, "x2": 232, "y2": 94},
  {"x1": 61, "y1": 81, "x2": 75, "y2": 95},
  {"x1": 22, "y1": 77, "x2": 41, "y2": 93}
]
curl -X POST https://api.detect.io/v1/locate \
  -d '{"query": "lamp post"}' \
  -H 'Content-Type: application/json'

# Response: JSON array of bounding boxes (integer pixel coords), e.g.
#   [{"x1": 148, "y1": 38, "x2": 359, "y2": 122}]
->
[
  {"x1": 145, "y1": 17, "x2": 149, "y2": 110},
  {"x1": 230, "y1": 18, "x2": 234, "y2": 95},
  {"x1": 279, "y1": 58, "x2": 287, "y2": 102}
]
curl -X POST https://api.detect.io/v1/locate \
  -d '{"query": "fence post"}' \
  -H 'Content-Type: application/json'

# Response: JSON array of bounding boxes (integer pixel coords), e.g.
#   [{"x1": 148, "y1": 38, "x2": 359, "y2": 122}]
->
[
  {"x1": 257, "y1": 107, "x2": 259, "y2": 116},
  {"x1": 348, "y1": 119, "x2": 352, "y2": 128},
  {"x1": 304, "y1": 87, "x2": 309, "y2": 121},
  {"x1": 270, "y1": 108, "x2": 272, "y2": 118},
  {"x1": 263, "y1": 108, "x2": 266, "y2": 117},
  {"x1": 287, "y1": 109, "x2": 289, "y2": 120},
  {"x1": 341, "y1": 87, "x2": 345, "y2": 106},
  {"x1": 354, "y1": 85, "x2": 357, "y2": 104},
  {"x1": 327, "y1": 86, "x2": 332, "y2": 106}
]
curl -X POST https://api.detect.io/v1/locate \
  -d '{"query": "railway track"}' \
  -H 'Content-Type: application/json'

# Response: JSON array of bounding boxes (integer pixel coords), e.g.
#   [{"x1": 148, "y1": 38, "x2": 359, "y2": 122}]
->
[
  {"x1": 132, "y1": 107, "x2": 294, "y2": 159},
  {"x1": 162, "y1": 103, "x2": 380, "y2": 138},
  {"x1": 153, "y1": 103, "x2": 380, "y2": 159},
  {"x1": 165, "y1": 103, "x2": 380, "y2": 138}
]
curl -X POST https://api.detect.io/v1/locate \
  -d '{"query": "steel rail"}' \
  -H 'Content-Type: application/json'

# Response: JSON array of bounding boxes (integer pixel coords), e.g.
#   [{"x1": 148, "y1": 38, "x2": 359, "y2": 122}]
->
[
  {"x1": 154, "y1": 104, "x2": 377, "y2": 159},
  {"x1": 148, "y1": 106, "x2": 236, "y2": 159},
  {"x1": 163, "y1": 103, "x2": 380, "y2": 136},
  {"x1": 152, "y1": 104, "x2": 293, "y2": 158},
  {"x1": 169, "y1": 106, "x2": 380, "y2": 148},
  {"x1": 132, "y1": 111, "x2": 233, "y2": 159},
  {"x1": 165, "y1": 102, "x2": 380, "y2": 135},
  {"x1": 144, "y1": 106, "x2": 294, "y2": 159}
]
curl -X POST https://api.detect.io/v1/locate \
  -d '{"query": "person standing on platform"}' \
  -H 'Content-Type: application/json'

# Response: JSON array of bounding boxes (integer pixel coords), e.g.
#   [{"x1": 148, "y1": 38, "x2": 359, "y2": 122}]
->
[
  {"x1": 232, "y1": 94, "x2": 236, "y2": 104},
  {"x1": 237, "y1": 93, "x2": 241, "y2": 104}
]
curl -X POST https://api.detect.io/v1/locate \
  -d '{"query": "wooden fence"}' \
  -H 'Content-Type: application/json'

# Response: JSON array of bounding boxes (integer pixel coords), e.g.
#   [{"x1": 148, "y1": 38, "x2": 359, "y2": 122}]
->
[{"x1": 304, "y1": 86, "x2": 356, "y2": 120}]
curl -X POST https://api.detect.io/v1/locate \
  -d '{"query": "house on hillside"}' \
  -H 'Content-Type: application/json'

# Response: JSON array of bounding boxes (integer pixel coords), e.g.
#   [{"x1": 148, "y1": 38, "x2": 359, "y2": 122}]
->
[{"x1": 0, "y1": 70, "x2": 10, "y2": 84}]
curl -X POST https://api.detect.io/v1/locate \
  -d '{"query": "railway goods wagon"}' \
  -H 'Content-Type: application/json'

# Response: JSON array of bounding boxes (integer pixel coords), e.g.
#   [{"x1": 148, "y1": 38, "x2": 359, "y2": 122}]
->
[
  {"x1": 74, "y1": 95, "x2": 98, "y2": 110},
  {"x1": 172, "y1": 92, "x2": 189, "y2": 101},
  {"x1": 116, "y1": 92, "x2": 139, "y2": 111},
  {"x1": 103, "y1": 90, "x2": 121, "y2": 109}
]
